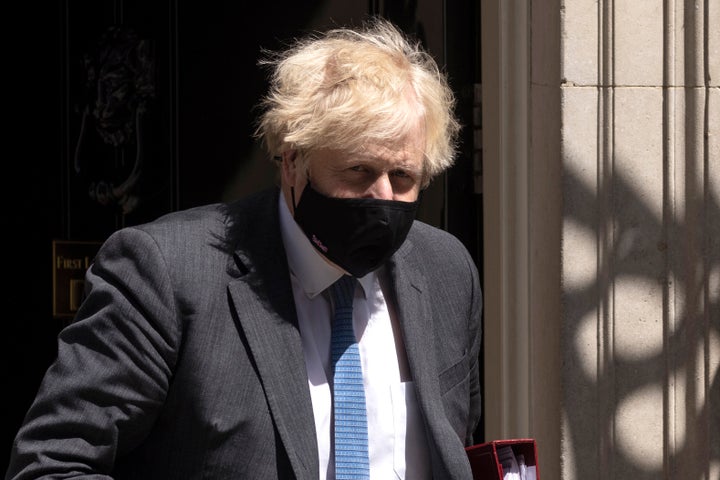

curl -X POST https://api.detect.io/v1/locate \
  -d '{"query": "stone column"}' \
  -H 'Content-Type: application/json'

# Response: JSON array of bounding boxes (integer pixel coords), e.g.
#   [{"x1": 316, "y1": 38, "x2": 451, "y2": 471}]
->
[{"x1": 481, "y1": 1, "x2": 719, "y2": 479}]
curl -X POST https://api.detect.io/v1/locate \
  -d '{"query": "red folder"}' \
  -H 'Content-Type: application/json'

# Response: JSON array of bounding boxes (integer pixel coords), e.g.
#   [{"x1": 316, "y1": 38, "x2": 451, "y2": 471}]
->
[{"x1": 465, "y1": 438, "x2": 540, "y2": 479}]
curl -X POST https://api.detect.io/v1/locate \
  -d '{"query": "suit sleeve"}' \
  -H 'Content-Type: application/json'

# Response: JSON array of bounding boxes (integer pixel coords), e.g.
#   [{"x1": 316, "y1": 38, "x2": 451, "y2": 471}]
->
[
  {"x1": 6, "y1": 227, "x2": 181, "y2": 479},
  {"x1": 465, "y1": 249, "x2": 483, "y2": 445}
]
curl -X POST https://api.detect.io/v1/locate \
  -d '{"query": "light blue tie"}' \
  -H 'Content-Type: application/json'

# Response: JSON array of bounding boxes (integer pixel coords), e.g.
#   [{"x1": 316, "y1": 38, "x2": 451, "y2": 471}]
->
[{"x1": 330, "y1": 275, "x2": 370, "y2": 479}]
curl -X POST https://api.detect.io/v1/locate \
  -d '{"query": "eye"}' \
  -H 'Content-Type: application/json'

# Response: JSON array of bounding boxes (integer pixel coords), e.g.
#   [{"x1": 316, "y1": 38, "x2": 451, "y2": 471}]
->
[{"x1": 391, "y1": 169, "x2": 420, "y2": 186}]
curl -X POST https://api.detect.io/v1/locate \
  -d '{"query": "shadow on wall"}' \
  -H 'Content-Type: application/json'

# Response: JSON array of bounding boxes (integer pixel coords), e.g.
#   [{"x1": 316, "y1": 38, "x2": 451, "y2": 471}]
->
[{"x1": 562, "y1": 158, "x2": 719, "y2": 478}]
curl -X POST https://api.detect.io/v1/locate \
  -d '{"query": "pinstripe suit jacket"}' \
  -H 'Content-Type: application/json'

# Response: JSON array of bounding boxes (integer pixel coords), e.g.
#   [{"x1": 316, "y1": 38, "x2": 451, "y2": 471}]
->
[{"x1": 6, "y1": 187, "x2": 482, "y2": 479}]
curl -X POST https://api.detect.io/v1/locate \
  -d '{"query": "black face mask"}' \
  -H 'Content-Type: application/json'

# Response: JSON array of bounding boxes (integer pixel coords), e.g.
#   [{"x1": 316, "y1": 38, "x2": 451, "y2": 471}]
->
[{"x1": 292, "y1": 182, "x2": 419, "y2": 277}]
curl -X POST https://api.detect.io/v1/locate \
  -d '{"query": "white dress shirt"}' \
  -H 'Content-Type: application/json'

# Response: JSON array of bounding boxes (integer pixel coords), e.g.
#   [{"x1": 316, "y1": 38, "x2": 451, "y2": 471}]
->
[{"x1": 278, "y1": 192, "x2": 431, "y2": 480}]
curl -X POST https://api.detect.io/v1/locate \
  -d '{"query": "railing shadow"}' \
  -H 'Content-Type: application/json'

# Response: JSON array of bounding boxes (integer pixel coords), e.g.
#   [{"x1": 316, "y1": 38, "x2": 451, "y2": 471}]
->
[{"x1": 562, "y1": 156, "x2": 719, "y2": 478}]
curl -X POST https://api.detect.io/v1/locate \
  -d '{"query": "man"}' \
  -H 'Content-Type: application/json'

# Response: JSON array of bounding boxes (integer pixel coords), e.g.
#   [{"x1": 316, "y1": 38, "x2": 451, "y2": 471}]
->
[{"x1": 6, "y1": 17, "x2": 482, "y2": 479}]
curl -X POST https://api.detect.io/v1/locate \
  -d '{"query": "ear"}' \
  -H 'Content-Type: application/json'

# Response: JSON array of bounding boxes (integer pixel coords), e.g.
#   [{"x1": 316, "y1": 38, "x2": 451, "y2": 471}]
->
[{"x1": 280, "y1": 150, "x2": 298, "y2": 186}]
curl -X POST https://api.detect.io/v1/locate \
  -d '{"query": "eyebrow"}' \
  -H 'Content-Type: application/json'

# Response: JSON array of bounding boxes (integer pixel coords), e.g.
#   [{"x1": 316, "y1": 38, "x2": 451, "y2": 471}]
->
[
  {"x1": 349, "y1": 152, "x2": 422, "y2": 168},
  {"x1": 392, "y1": 162, "x2": 424, "y2": 176}
]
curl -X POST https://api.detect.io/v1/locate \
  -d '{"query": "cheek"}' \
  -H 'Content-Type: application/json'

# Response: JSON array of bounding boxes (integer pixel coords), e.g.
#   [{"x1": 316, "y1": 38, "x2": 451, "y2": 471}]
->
[
  {"x1": 307, "y1": 169, "x2": 348, "y2": 197},
  {"x1": 393, "y1": 190, "x2": 420, "y2": 203},
  {"x1": 294, "y1": 174, "x2": 307, "y2": 192},
  {"x1": 389, "y1": 177, "x2": 421, "y2": 199}
]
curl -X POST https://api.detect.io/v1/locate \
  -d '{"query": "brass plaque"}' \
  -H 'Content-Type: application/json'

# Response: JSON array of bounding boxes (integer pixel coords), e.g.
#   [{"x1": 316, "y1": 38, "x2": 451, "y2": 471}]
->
[{"x1": 52, "y1": 240, "x2": 103, "y2": 319}]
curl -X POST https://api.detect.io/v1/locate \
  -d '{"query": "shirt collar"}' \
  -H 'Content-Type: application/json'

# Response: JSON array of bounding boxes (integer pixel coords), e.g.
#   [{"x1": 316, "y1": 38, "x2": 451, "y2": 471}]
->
[{"x1": 278, "y1": 190, "x2": 374, "y2": 299}]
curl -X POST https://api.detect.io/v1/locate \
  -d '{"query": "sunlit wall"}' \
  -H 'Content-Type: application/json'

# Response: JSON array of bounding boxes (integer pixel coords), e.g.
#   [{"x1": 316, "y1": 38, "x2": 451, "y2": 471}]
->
[
  {"x1": 482, "y1": 1, "x2": 719, "y2": 479},
  {"x1": 561, "y1": 1, "x2": 719, "y2": 479}
]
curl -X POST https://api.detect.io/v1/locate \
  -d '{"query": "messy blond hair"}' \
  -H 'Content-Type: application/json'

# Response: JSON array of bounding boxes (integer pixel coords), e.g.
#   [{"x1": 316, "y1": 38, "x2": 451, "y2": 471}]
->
[{"x1": 254, "y1": 17, "x2": 460, "y2": 186}]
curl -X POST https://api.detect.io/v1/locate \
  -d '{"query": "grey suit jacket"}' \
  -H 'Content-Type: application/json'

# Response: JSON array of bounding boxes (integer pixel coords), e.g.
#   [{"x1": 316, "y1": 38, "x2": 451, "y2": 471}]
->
[{"x1": 6, "y1": 187, "x2": 483, "y2": 479}]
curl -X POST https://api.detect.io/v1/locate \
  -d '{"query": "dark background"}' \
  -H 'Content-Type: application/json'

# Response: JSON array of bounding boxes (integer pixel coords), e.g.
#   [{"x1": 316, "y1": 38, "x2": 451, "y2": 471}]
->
[{"x1": 5, "y1": 0, "x2": 481, "y2": 471}]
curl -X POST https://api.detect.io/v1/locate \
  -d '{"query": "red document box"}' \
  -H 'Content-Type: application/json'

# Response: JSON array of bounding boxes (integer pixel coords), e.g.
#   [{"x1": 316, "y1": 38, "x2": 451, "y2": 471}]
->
[{"x1": 465, "y1": 438, "x2": 540, "y2": 479}]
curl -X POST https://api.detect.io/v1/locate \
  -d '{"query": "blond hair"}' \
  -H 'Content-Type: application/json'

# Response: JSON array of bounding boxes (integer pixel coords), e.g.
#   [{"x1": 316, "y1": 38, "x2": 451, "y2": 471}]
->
[{"x1": 254, "y1": 17, "x2": 460, "y2": 186}]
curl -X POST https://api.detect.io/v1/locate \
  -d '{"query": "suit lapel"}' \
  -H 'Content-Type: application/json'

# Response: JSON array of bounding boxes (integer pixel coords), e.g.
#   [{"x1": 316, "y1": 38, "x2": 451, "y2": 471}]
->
[
  {"x1": 224, "y1": 189, "x2": 318, "y2": 480},
  {"x1": 387, "y1": 239, "x2": 467, "y2": 479}
]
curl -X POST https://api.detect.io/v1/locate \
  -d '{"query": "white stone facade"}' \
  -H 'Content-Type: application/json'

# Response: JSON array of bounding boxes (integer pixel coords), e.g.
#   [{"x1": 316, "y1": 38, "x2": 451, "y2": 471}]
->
[{"x1": 481, "y1": 1, "x2": 719, "y2": 479}]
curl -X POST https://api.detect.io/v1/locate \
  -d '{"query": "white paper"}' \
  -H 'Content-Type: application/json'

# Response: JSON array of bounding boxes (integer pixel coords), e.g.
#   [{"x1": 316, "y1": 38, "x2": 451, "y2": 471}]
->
[{"x1": 497, "y1": 446, "x2": 520, "y2": 480}]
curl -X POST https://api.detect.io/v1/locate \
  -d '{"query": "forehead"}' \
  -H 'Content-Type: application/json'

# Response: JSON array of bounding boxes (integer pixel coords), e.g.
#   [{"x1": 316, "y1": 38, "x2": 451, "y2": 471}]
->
[
  {"x1": 307, "y1": 146, "x2": 422, "y2": 176},
  {"x1": 316, "y1": 128, "x2": 426, "y2": 167}
]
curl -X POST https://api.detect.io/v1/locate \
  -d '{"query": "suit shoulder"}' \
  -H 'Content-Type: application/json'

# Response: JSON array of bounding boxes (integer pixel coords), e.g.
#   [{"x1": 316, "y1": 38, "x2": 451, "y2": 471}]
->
[
  {"x1": 127, "y1": 188, "x2": 278, "y2": 237},
  {"x1": 404, "y1": 220, "x2": 477, "y2": 273},
  {"x1": 139, "y1": 203, "x2": 225, "y2": 232},
  {"x1": 408, "y1": 220, "x2": 467, "y2": 251},
  {"x1": 98, "y1": 188, "x2": 278, "y2": 255}
]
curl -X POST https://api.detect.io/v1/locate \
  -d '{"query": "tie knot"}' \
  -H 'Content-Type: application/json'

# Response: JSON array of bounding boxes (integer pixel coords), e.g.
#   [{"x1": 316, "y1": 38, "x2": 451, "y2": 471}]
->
[
  {"x1": 330, "y1": 275, "x2": 356, "y2": 309},
  {"x1": 329, "y1": 275, "x2": 357, "y2": 362}
]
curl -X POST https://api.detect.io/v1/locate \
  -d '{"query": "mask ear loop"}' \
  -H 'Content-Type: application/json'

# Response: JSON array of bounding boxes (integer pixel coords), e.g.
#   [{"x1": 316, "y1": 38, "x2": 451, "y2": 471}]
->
[
  {"x1": 290, "y1": 165, "x2": 313, "y2": 214},
  {"x1": 286, "y1": 149, "x2": 306, "y2": 214}
]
